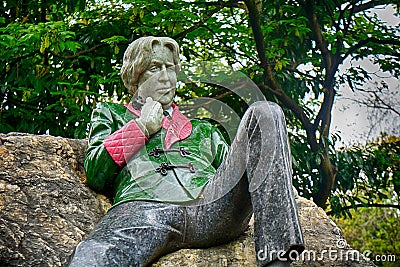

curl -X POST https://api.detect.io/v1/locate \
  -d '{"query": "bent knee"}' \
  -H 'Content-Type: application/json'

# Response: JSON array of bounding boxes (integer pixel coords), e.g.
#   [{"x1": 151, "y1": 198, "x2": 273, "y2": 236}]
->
[{"x1": 247, "y1": 101, "x2": 285, "y2": 118}]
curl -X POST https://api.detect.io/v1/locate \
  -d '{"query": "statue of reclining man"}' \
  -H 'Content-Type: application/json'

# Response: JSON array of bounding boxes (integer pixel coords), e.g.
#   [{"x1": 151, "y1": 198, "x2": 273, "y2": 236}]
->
[{"x1": 69, "y1": 36, "x2": 304, "y2": 267}]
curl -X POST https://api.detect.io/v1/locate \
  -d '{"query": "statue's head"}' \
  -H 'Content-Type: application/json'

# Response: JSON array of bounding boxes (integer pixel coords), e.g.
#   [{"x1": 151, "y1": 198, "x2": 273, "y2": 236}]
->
[{"x1": 121, "y1": 36, "x2": 181, "y2": 98}]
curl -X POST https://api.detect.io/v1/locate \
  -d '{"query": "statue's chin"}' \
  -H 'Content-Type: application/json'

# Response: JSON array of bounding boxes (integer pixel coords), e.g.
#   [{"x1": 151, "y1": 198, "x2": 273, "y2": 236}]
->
[{"x1": 162, "y1": 101, "x2": 173, "y2": 111}]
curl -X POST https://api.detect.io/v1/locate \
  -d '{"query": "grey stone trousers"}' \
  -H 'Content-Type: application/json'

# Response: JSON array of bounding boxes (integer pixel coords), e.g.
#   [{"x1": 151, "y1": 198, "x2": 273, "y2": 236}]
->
[{"x1": 69, "y1": 101, "x2": 304, "y2": 267}]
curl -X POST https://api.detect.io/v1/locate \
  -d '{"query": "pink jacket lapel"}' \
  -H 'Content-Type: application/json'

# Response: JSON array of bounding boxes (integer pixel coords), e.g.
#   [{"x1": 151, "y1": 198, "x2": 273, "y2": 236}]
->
[{"x1": 124, "y1": 103, "x2": 192, "y2": 149}]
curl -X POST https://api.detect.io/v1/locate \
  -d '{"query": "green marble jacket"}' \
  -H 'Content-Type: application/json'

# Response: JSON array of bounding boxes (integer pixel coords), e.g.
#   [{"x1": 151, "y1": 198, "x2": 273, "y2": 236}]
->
[{"x1": 84, "y1": 102, "x2": 229, "y2": 207}]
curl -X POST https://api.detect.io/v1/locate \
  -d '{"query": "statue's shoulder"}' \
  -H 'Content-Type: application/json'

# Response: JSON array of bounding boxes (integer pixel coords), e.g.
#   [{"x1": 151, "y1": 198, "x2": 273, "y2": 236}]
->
[
  {"x1": 189, "y1": 118, "x2": 212, "y2": 127},
  {"x1": 190, "y1": 118, "x2": 223, "y2": 128},
  {"x1": 91, "y1": 102, "x2": 135, "y2": 124},
  {"x1": 93, "y1": 102, "x2": 130, "y2": 116},
  {"x1": 189, "y1": 118, "x2": 222, "y2": 134}
]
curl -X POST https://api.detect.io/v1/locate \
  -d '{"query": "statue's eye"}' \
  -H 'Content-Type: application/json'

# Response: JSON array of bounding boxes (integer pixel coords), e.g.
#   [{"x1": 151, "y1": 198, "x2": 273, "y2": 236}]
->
[
  {"x1": 149, "y1": 65, "x2": 161, "y2": 72},
  {"x1": 166, "y1": 65, "x2": 175, "y2": 72}
]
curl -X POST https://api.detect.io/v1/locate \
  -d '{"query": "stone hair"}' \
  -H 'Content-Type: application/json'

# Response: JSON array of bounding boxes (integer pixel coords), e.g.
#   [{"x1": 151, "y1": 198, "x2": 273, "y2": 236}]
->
[{"x1": 120, "y1": 36, "x2": 181, "y2": 95}]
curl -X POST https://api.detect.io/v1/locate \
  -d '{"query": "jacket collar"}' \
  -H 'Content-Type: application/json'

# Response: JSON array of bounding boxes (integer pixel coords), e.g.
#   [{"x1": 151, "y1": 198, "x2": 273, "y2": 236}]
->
[{"x1": 124, "y1": 103, "x2": 192, "y2": 149}]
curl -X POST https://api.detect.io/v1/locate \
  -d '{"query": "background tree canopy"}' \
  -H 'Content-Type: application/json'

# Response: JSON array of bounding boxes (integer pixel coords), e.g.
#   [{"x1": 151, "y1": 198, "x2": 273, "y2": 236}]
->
[{"x1": 1, "y1": 0, "x2": 399, "y2": 219}]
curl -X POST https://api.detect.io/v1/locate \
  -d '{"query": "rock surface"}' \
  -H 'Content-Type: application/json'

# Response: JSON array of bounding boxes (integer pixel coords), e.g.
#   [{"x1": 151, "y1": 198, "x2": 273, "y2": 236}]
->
[
  {"x1": 0, "y1": 133, "x2": 111, "y2": 266},
  {"x1": 0, "y1": 133, "x2": 374, "y2": 266}
]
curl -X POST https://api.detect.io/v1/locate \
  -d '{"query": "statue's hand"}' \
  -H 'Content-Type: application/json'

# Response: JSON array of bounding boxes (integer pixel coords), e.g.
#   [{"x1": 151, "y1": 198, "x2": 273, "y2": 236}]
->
[{"x1": 136, "y1": 97, "x2": 163, "y2": 137}]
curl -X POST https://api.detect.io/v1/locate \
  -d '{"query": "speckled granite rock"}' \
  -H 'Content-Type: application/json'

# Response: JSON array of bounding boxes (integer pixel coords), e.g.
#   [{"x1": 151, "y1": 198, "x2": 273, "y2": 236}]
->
[
  {"x1": 0, "y1": 133, "x2": 111, "y2": 266},
  {"x1": 0, "y1": 133, "x2": 373, "y2": 266}
]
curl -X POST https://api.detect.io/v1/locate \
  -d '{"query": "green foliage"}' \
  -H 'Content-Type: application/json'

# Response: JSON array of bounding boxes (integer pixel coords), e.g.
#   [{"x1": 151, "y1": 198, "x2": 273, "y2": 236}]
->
[
  {"x1": 329, "y1": 135, "x2": 400, "y2": 217},
  {"x1": 330, "y1": 136, "x2": 399, "y2": 265},
  {"x1": 0, "y1": 0, "x2": 399, "y2": 216},
  {"x1": 0, "y1": 0, "x2": 129, "y2": 138},
  {"x1": 333, "y1": 206, "x2": 400, "y2": 267}
]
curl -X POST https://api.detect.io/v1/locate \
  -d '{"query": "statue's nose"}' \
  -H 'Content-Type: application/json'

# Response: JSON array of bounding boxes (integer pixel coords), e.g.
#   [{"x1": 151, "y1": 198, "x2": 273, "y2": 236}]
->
[{"x1": 158, "y1": 65, "x2": 169, "y2": 82}]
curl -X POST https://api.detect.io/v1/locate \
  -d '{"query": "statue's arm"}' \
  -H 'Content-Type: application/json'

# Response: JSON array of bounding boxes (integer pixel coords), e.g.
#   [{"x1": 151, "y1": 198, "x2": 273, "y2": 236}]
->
[
  {"x1": 84, "y1": 102, "x2": 121, "y2": 194},
  {"x1": 211, "y1": 125, "x2": 230, "y2": 168},
  {"x1": 84, "y1": 102, "x2": 149, "y2": 195}
]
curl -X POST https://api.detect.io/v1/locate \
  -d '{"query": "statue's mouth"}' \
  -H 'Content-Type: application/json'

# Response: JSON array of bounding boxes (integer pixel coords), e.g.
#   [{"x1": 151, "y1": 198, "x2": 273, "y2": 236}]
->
[{"x1": 156, "y1": 87, "x2": 173, "y2": 93}]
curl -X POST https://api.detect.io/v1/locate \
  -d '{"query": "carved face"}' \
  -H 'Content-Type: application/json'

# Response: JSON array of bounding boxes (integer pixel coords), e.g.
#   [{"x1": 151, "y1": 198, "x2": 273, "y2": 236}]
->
[{"x1": 137, "y1": 44, "x2": 177, "y2": 110}]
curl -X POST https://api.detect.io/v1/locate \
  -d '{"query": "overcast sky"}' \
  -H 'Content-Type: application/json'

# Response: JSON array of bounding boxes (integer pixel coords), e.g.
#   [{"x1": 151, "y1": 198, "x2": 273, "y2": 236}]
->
[{"x1": 331, "y1": 5, "x2": 400, "y2": 147}]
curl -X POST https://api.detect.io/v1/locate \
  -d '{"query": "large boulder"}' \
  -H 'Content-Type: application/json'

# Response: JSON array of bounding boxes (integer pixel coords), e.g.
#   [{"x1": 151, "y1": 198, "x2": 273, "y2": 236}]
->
[
  {"x1": 0, "y1": 133, "x2": 373, "y2": 266},
  {"x1": 0, "y1": 133, "x2": 111, "y2": 266}
]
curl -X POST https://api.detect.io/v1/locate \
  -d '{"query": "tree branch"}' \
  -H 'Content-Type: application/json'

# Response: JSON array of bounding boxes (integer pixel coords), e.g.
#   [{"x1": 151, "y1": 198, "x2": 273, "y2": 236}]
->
[
  {"x1": 173, "y1": 5, "x2": 225, "y2": 40},
  {"x1": 300, "y1": 1, "x2": 341, "y2": 208},
  {"x1": 2, "y1": 51, "x2": 37, "y2": 77},
  {"x1": 340, "y1": 1, "x2": 356, "y2": 47},
  {"x1": 243, "y1": 0, "x2": 267, "y2": 72},
  {"x1": 353, "y1": 0, "x2": 393, "y2": 13},
  {"x1": 345, "y1": 95, "x2": 400, "y2": 116},
  {"x1": 199, "y1": 24, "x2": 258, "y2": 64},
  {"x1": 257, "y1": 83, "x2": 319, "y2": 150},
  {"x1": 188, "y1": 1, "x2": 243, "y2": 9},
  {"x1": 282, "y1": 66, "x2": 323, "y2": 84},
  {"x1": 245, "y1": 0, "x2": 320, "y2": 153},
  {"x1": 344, "y1": 37, "x2": 400, "y2": 59},
  {"x1": 303, "y1": 0, "x2": 332, "y2": 70},
  {"x1": 302, "y1": 1, "x2": 340, "y2": 138},
  {"x1": 322, "y1": 0, "x2": 338, "y2": 31},
  {"x1": 57, "y1": 43, "x2": 109, "y2": 59}
]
